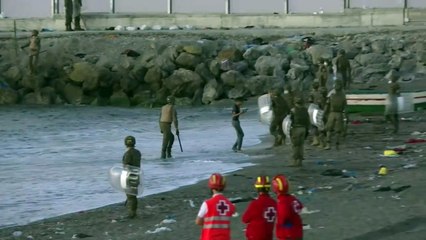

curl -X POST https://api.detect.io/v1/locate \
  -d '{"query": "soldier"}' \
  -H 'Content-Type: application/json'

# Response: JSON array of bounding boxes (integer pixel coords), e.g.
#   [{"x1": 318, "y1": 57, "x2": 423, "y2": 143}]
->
[
  {"x1": 65, "y1": 0, "x2": 84, "y2": 31},
  {"x1": 324, "y1": 80, "x2": 347, "y2": 150},
  {"x1": 317, "y1": 58, "x2": 329, "y2": 88},
  {"x1": 242, "y1": 176, "x2": 277, "y2": 240},
  {"x1": 122, "y1": 136, "x2": 142, "y2": 219},
  {"x1": 289, "y1": 97, "x2": 310, "y2": 167},
  {"x1": 335, "y1": 49, "x2": 352, "y2": 90},
  {"x1": 159, "y1": 96, "x2": 179, "y2": 159},
  {"x1": 385, "y1": 75, "x2": 400, "y2": 134},
  {"x1": 232, "y1": 97, "x2": 246, "y2": 152},
  {"x1": 196, "y1": 173, "x2": 236, "y2": 240},
  {"x1": 283, "y1": 85, "x2": 295, "y2": 109},
  {"x1": 270, "y1": 89, "x2": 290, "y2": 147},
  {"x1": 309, "y1": 82, "x2": 327, "y2": 147},
  {"x1": 21, "y1": 30, "x2": 40, "y2": 74}
]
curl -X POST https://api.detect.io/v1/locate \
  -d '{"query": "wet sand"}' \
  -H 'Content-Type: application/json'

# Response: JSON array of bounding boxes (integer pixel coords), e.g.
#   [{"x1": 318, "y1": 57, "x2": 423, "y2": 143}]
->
[{"x1": 0, "y1": 110, "x2": 425, "y2": 240}]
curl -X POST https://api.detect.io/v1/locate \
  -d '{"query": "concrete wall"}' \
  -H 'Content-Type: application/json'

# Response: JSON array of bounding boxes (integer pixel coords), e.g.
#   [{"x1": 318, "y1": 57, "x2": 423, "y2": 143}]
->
[
  {"x1": 58, "y1": 0, "x2": 111, "y2": 13},
  {"x1": 1, "y1": 0, "x2": 52, "y2": 18},
  {"x1": 349, "y1": 0, "x2": 404, "y2": 8},
  {"x1": 289, "y1": 0, "x2": 344, "y2": 13},
  {"x1": 173, "y1": 0, "x2": 224, "y2": 14},
  {"x1": 407, "y1": 0, "x2": 426, "y2": 8},
  {"x1": 115, "y1": 0, "x2": 167, "y2": 14},
  {"x1": 230, "y1": 0, "x2": 284, "y2": 14}
]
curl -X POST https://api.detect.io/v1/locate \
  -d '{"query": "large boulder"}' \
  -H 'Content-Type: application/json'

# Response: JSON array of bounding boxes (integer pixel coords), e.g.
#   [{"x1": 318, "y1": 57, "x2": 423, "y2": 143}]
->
[
  {"x1": 3, "y1": 66, "x2": 22, "y2": 89},
  {"x1": 20, "y1": 74, "x2": 45, "y2": 90},
  {"x1": 64, "y1": 83, "x2": 83, "y2": 105},
  {"x1": 69, "y1": 62, "x2": 100, "y2": 91},
  {"x1": 202, "y1": 79, "x2": 222, "y2": 104},
  {"x1": 416, "y1": 51, "x2": 426, "y2": 63},
  {"x1": 218, "y1": 48, "x2": 243, "y2": 61},
  {"x1": 306, "y1": 45, "x2": 333, "y2": 64},
  {"x1": 245, "y1": 75, "x2": 283, "y2": 96},
  {"x1": 183, "y1": 44, "x2": 203, "y2": 55},
  {"x1": 195, "y1": 63, "x2": 215, "y2": 82},
  {"x1": 175, "y1": 52, "x2": 200, "y2": 69},
  {"x1": 163, "y1": 69, "x2": 203, "y2": 98},
  {"x1": 371, "y1": 39, "x2": 388, "y2": 54},
  {"x1": 290, "y1": 58, "x2": 310, "y2": 72},
  {"x1": 155, "y1": 46, "x2": 178, "y2": 74},
  {"x1": 359, "y1": 63, "x2": 390, "y2": 80},
  {"x1": 144, "y1": 66, "x2": 163, "y2": 86},
  {"x1": 227, "y1": 87, "x2": 249, "y2": 99},
  {"x1": 220, "y1": 70, "x2": 245, "y2": 87},
  {"x1": 339, "y1": 40, "x2": 360, "y2": 59},
  {"x1": 0, "y1": 88, "x2": 18, "y2": 104},
  {"x1": 255, "y1": 56, "x2": 287, "y2": 76},
  {"x1": 355, "y1": 53, "x2": 390, "y2": 66},
  {"x1": 209, "y1": 60, "x2": 221, "y2": 77},
  {"x1": 110, "y1": 91, "x2": 130, "y2": 107}
]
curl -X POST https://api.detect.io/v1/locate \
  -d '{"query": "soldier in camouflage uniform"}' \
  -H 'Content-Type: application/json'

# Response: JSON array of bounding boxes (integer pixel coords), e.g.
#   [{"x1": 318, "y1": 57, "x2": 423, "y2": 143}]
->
[
  {"x1": 324, "y1": 81, "x2": 347, "y2": 150},
  {"x1": 122, "y1": 136, "x2": 142, "y2": 219},
  {"x1": 270, "y1": 89, "x2": 290, "y2": 147},
  {"x1": 289, "y1": 97, "x2": 310, "y2": 167}
]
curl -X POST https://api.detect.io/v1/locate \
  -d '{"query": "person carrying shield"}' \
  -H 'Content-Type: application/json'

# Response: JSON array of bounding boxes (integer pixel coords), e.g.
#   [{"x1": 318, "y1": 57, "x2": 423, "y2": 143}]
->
[
  {"x1": 324, "y1": 80, "x2": 347, "y2": 150},
  {"x1": 272, "y1": 175, "x2": 304, "y2": 240},
  {"x1": 242, "y1": 176, "x2": 277, "y2": 240},
  {"x1": 122, "y1": 136, "x2": 141, "y2": 219},
  {"x1": 308, "y1": 82, "x2": 327, "y2": 147},
  {"x1": 159, "y1": 96, "x2": 179, "y2": 159},
  {"x1": 196, "y1": 173, "x2": 236, "y2": 240},
  {"x1": 270, "y1": 89, "x2": 290, "y2": 147},
  {"x1": 289, "y1": 97, "x2": 310, "y2": 167}
]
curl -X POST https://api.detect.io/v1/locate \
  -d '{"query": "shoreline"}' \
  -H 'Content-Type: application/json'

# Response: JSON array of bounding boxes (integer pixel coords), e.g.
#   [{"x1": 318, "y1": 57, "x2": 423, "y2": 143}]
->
[{"x1": 1, "y1": 110, "x2": 425, "y2": 239}]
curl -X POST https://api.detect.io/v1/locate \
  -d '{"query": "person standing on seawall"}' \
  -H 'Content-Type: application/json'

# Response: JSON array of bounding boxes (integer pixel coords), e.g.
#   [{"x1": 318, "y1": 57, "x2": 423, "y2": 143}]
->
[
  {"x1": 159, "y1": 96, "x2": 179, "y2": 159},
  {"x1": 65, "y1": 0, "x2": 84, "y2": 31},
  {"x1": 122, "y1": 136, "x2": 141, "y2": 219},
  {"x1": 232, "y1": 97, "x2": 246, "y2": 152}
]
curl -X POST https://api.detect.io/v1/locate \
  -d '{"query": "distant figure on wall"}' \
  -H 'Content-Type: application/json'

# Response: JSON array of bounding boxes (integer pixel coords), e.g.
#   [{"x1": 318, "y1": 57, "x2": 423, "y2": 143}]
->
[{"x1": 65, "y1": 0, "x2": 84, "y2": 31}]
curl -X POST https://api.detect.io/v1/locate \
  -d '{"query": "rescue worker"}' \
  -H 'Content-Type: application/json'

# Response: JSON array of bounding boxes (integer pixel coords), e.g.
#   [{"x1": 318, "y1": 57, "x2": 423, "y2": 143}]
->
[
  {"x1": 196, "y1": 173, "x2": 236, "y2": 240},
  {"x1": 122, "y1": 136, "x2": 142, "y2": 219},
  {"x1": 385, "y1": 75, "x2": 400, "y2": 134},
  {"x1": 289, "y1": 97, "x2": 310, "y2": 167},
  {"x1": 308, "y1": 82, "x2": 327, "y2": 147},
  {"x1": 270, "y1": 89, "x2": 290, "y2": 147},
  {"x1": 21, "y1": 30, "x2": 40, "y2": 74},
  {"x1": 159, "y1": 96, "x2": 179, "y2": 159},
  {"x1": 272, "y1": 174, "x2": 303, "y2": 240},
  {"x1": 232, "y1": 97, "x2": 246, "y2": 152},
  {"x1": 335, "y1": 49, "x2": 351, "y2": 90},
  {"x1": 324, "y1": 80, "x2": 347, "y2": 150},
  {"x1": 65, "y1": 0, "x2": 84, "y2": 31},
  {"x1": 242, "y1": 176, "x2": 277, "y2": 240},
  {"x1": 317, "y1": 58, "x2": 329, "y2": 88}
]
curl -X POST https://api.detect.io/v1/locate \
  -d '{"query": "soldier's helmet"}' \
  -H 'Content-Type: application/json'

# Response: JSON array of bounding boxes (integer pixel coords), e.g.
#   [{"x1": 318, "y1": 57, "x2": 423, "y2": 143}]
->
[
  {"x1": 166, "y1": 96, "x2": 175, "y2": 104},
  {"x1": 124, "y1": 136, "x2": 136, "y2": 147},
  {"x1": 338, "y1": 49, "x2": 346, "y2": 55},
  {"x1": 334, "y1": 80, "x2": 343, "y2": 90},
  {"x1": 312, "y1": 81, "x2": 320, "y2": 89},
  {"x1": 32, "y1": 30, "x2": 39, "y2": 36},
  {"x1": 294, "y1": 96, "x2": 304, "y2": 105}
]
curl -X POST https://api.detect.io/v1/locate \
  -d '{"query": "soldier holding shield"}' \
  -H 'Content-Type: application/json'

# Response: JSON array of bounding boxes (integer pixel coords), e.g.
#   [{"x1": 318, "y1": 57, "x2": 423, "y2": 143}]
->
[
  {"x1": 122, "y1": 136, "x2": 142, "y2": 219},
  {"x1": 308, "y1": 82, "x2": 327, "y2": 147}
]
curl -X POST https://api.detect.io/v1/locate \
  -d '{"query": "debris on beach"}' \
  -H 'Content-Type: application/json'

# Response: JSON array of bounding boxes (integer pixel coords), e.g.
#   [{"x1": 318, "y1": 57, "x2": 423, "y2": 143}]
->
[
  {"x1": 12, "y1": 231, "x2": 23, "y2": 237},
  {"x1": 71, "y1": 233, "x2": 93, "y2": 238},
  {"x1": 146, "y1": 227, "x2": 172, "y2": 234},
  {"x1": 184, "y1": 199, "x2": 195, "y2": 207},
  {"x1": 232, "y1": 212, "x2": 239, "y2": 217},
  {"x1": 230, "y1": 197, "x2": 253, "y2": 203},
  {"x1": 378, "y1": 166, "x2": 388, "y2": 176},
  {"x1": 303, "y1": 224, "x2": 312, "y2": 230},
  {"x1": 321, "y1": 169, "x2": 343, "y2": 176},
  {"x1": 402, "y1": 163, "x2": 418, "y2": 169},
  {"x1": 301, "y1": 207, "x2": 321, "y2": 215},
  {"x1": 381, "y1": 150, "x2": 399, "y2": 157},
  {"x1": 393, "y1": 185, "x2": 411, "y2": 193},
  {"x1": 405, "y1": 138, "x2": 426, "y2": 144}
]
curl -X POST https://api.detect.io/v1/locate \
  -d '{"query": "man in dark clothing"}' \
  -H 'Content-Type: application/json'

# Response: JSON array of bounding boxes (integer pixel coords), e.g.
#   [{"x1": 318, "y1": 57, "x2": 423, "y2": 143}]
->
[
  {"x1": 65, "y1": 0, "x2": 84, "y2": 31},
  {"x1": 270, "y1": 89, "x2": 290, "y2": 147},
  {"x1": 289, "y1": 97, "x2": 310, "y2": 167},
  {"x1": 324, "y1": 80, "x2": 347, "y2": 150},
  {"x1": 122, "y1": 136, "x2": 142, "y2": 219},
  {"x1": 283, "y1": 85, "x2": 295, "y2": 109},
  {"x1": 309, "y1": 82, "x2": 327, "y2": 147},
  {"x1": 335, "y1": 49, "x2": 352, "y2": 90},
  {"x1": 232, "y1": 98, "x2": 246, "y2": 152},
  {"x1": 385, "y1": 75, "x2": 400, "y2": 134},
  {"x1": 159, "y1": 96, "x2": 179, "y2": 159}
]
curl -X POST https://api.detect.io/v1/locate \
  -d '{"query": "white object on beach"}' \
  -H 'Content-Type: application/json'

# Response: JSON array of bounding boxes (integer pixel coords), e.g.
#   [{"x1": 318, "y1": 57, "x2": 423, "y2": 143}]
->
[
  {"x1": 140, "y1": 25, "x2": 150, "y2": 30},
  {"x1": 125, "y1": 26, "x2": 137, "y2": 31},
  {"x1": 114, "y1": 25, "x2": 124, "y2": 31},
  {"x1": 12, "y1": 231, "x2": 23, "y2": 237},
  {"x1": 232, "y1": 212, "x2": 239, "y2": 217},
  {"x1": 161, "y1": 219, "x2": 177, "y2": 224},
  {"x1": 146, "y1": 227, "x2": 172, "y2": 234},
  {"x1": 169, "y1": 25, "x2": 180, "y2": 30},
  {"x1": 303, "y1": 224, "x2": 312, "y2": 230},
  {"x1": 189, "y1": 199, "x2": 195, "y2": 208},
  {"x1": 301, "y1": 207, "x2": 321, "y2": 215},
  {"x1": 152, "y1": 25, "x2": 163, "y2": 30}
]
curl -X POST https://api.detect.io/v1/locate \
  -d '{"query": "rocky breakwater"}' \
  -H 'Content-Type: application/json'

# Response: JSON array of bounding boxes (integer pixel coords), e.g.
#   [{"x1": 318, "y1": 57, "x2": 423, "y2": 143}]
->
[{"x1": 0, "y1": 31, "x2": 425, "y2": 107}]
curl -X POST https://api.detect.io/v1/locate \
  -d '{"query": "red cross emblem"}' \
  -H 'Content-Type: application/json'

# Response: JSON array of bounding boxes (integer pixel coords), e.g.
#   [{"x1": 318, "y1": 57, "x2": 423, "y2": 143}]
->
[
  {"x1": 216, "y1": 200, "x2": 230, "y2": 215},
  {"x1": 264, "y1": 207, "x2": 276, "y2": 223}
]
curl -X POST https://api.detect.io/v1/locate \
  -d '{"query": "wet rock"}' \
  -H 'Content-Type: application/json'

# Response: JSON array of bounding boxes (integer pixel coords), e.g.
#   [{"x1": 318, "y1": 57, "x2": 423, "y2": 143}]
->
[
  {"x1": 132, "y1": 90, "x2": 152, "y2": 106},
  {"x1": 255, "y1": 56, "x2": 284, "y2": 76},
  {"x1": 121, "y1": 49, "x2": 141, "y2": 58},
  {"x1": 0, "y1": 88, "x2": 18, "y2": 104},
  {"x1": 163, "y1": 69, "x2": 203, "y2": 97},
  {"x1": 183, "y1": 44, "x2": 203, "y2": 55},
  {"x1": 371, "y1": 39, "x2": 387, "y2": 54},
  {"x1": 64, "y1": 83, "x2": 83, "y2": 105},
  {"x1": 195, "y1": 63, "x2": 215, "y2": 82},
  {"x1": 202, "y1": 79, "x2": 221, "y2": 104},
  {"x1": 145, "y1": 67, "x2": 163, "y2": 85},
  {"x1": 227, "y1": 87, "x2": 249, "y2": 99},
  {"x1": 355, "y1": 53, "x2": 390, "y2": 66},
  {"x1": 388, "y1": 54, "x2": 403, "y2": 69},
  {"x1": 3, "y1": 66, "x2": 22, "y2": 88},
  {"x1": 218, "y1": 48, "x2": 243, "y2": 61},
  {"x1": 416, "y1": 51, "x2": 426, "y2": 63},
  {"x1": 110, "y1": 91, "x2": 130, "y2": 107},
  {"x1": 245, "y1": 75, "x2": 283, "y2": 96},
  {"x1": 399, "y1": 59, "x2": 417, "y2": 73},
  {"x1": 209, "y1": 60, "x2": 221, "y2": 77},
  {"x1": 175, "y1": 52, "x2": 200, "y2": 69},
  {"x1": 290, "y1": 58, "x2": 310, "y2": 72},
  {"x1": 221, "y1": 70, "x2": 244, "y2": 87}
]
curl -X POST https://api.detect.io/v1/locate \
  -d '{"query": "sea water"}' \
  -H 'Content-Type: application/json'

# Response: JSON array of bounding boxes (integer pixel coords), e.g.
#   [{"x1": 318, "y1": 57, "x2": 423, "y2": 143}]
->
[{"x1": 0, "y1": 105, "x2": 267, "y2": 228}]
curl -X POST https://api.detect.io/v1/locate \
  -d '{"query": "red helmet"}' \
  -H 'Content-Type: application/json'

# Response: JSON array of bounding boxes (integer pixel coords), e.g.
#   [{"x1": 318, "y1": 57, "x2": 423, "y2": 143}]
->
[
  {"x1": 272, "y1": 175, "x2": 289, "y2": 194},
  {"x1": 208, "y1": 173, "x2": 226, "y2": 191},
  {"x1": 254, "y1": 176, "x2": 271, "y2": 190}
]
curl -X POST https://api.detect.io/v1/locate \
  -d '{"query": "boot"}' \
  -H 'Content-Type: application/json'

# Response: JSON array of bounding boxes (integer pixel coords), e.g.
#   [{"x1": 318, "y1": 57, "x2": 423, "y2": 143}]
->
[
  {"x1": 74, "y1": 16, "x2": 84, "y2": 31},
  {"x1": 65, "y1": 24, "x2": 73, "y2": 31},
  {"x1": 166, "y1": 148, "x2": 172, "y2": 158},
  {"x1": 273, "y1": 136, "x2": 282, "y2": 147},
  {"x1": 161, "y1": 151, "x2": 166, "y2": 159},
  {"x1": 311, "y1": 136, "x2": 320, "y2": 146},
  {"x1": 323, "y1": 143, "x2": 331, "y2": 150}
]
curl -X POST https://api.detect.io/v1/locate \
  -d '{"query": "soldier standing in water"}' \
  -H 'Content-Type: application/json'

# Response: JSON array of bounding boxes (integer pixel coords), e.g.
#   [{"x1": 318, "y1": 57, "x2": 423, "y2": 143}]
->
[
  {"x1": 159, "y1": 96, "x2": 179, "y2": 159},
  {"x1": 232, "y1": 97, "x2": 246, "y2": 152}
]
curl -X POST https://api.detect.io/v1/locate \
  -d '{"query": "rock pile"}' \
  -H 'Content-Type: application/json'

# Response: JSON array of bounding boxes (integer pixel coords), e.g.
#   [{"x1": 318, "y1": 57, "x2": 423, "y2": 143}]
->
[{"x1": 0, "y1": 31, "x2": 425, "y2": 106}]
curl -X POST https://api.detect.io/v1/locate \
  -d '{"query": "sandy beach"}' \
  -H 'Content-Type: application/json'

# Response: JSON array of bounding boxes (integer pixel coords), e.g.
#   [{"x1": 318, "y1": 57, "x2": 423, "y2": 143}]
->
[{"x1": 0, "y1": 107, "x2": 425, "y2": 240}]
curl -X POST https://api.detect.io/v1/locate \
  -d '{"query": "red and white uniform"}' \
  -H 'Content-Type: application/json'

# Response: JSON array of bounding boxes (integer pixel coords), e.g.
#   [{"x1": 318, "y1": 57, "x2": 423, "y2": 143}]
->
[
  {"x1": 275, "y1": 194, "x2": 303, "y2": 240},
  {"x1": 242, "y1": 193, "x2": 277, "y2": 240},
  {"x1": 198, "y1": 193, "x2": 236, "y2": 240}
]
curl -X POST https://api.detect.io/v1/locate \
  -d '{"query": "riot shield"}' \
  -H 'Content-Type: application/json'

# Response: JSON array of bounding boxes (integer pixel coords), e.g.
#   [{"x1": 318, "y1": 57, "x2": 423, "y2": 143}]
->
[
  {"x1": 258, "y1": 94, "x2": 273, "y2": 125},
  {"x1": 109, "y1": 165, "x2": 144, "y2": 196},
  {"x1": 282, "y1": 114, "x2": 292, "y2": 144},
  {"x1": 308, "y1": 103, "x2": 325, "y2": 130}
]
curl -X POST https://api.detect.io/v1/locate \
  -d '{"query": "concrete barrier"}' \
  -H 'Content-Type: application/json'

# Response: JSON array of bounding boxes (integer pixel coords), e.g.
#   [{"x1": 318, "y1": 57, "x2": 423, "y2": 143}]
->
[{"x1": 0, "y1": 8, "x2": 420, "y2": 31}]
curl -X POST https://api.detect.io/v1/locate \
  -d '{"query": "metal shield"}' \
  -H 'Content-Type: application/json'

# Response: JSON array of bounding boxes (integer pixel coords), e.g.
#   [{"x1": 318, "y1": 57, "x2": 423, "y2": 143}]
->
[
  {"x1": 109, "y1": 165, "x2": 144, "y2": 196},
  {"x1": 282, "y1": 114, "x2": 292, "y2": 143},
  {"x1": 258, "y1": 94, "x2": 273, "y2": 125},
  {"x1": 308, "y1": 103, "x2": 325, "y2": 130}
]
